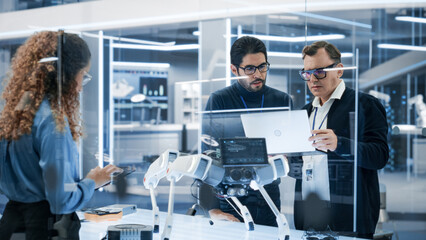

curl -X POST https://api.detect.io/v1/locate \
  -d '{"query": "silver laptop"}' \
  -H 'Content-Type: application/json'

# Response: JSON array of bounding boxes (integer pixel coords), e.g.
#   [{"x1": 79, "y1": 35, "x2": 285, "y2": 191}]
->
[{"x1": 241, "y1": 110, "x2": 325, "y2": 156}]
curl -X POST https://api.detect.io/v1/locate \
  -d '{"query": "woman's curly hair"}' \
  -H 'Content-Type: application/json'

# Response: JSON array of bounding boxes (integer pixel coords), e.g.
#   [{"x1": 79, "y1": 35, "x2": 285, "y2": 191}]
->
[{"x1": 0, "y1": 31, "x2": 91, "y2": 142}]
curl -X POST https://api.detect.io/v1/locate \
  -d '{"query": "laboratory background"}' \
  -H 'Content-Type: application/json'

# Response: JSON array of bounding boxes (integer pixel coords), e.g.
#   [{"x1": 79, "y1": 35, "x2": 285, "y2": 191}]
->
[{"x1": 0, "y1": 0, "x2": 425, "y2": 239}]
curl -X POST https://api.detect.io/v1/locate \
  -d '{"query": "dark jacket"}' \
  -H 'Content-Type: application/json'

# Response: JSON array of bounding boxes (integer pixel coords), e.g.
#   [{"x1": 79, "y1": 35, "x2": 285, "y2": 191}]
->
[
  {"x1": 201, "y1": 81, "x2": 293, "y2": 226},
  {"x1": 294, "y1": 87, "x2": 389, "y2": 236},
  {"x1": 205, "y1": 81, "x2": 293, "y2": 110}
]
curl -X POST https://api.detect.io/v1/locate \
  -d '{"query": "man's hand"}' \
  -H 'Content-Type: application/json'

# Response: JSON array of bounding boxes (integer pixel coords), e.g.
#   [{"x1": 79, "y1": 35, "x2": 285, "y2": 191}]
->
[
  {"x1": 209, "y1": 209, "x2": 240, "y2": 222},
  {"x1": 309, "y1": 129, "x2": 338, "y2": 152}
]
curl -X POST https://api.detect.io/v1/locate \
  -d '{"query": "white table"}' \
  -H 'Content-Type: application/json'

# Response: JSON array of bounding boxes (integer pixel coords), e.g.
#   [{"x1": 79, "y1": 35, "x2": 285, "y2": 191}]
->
[{"x1": 79, "y1": 209, "x2": 362, "y2": 240}]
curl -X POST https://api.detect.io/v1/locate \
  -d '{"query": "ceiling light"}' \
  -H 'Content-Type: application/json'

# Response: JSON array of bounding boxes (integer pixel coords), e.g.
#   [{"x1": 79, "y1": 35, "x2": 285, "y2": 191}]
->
[
  {"x1": 268, "y1": 15, "x2": 300, "y2": 21},
  {"x1": 341, "y1": 53, "x2": 354, "y2": 58},
  {"x1": 268, "y1": 52, "x2": 302, "y2": 58},
  {"x1": 108, "y1": 36, "x2": 175, "y2": 46},
  {"x1": 193, "y1": 31, "x2": 238, "y2": 38},
  {"x1": 323, "y1": 66, "x2": 358, "y2": 72},
  {"x1": 378, "y1": 44, "x2": 426, "y2": 52},
  {"x1": 268, "y1": 51, "x2": 353, "y2": 58},
  {"x1": 176, "y1": 76, "x2": 248, "y2": 85},
  {"x1": 26, "y1": 26, "x2": 175, "y2": 46},
  {"x1": 112, "y1": 62, "x2": 170, "y2": 68},
  {"x1": 395, "y1": 16, "x2": 426, "y2": 24},
  {"x1": 243, "y1": 34, "x2": 345, "y2": 43},
  {"x1": 293, "y1": 12, "x2": 372, "y2": 29},
  {"x1": 112, "y1": 43, "x2": 199, "y2": 51}
]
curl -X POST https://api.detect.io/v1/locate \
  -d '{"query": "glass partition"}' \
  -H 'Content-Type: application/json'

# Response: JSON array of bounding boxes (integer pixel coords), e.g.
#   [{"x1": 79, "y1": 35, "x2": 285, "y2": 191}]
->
[
  {"x1": 95, "y1": 23, "x2": 200, "y2": 210},
  {"x1": 0, "y1": 1, "x2": 425, "y2": 239},
  {"x1": 195, "y1": 12, "x2": 362, "y2": 236}
]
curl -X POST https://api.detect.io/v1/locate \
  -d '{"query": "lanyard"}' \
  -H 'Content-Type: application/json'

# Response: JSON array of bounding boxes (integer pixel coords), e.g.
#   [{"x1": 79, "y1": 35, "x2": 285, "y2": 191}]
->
[
  {"x1": 312, "y1": 107, "x2": 329, "y2": 131},
  {"x1": 240, "y1": 94, "x2": 264, "y2": 113}
]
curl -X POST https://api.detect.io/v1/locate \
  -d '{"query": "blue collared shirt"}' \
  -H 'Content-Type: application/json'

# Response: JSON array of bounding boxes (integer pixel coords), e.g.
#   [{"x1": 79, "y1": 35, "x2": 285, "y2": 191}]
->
[{"x1": 0, "y1": 99, "x2": 95, "y2": 214}]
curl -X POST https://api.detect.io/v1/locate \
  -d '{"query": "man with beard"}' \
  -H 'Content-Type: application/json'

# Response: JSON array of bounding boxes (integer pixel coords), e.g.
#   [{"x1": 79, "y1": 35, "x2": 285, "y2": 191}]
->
[{"x1": 203, "y1": 36, "x2": 292, "y2": 227}]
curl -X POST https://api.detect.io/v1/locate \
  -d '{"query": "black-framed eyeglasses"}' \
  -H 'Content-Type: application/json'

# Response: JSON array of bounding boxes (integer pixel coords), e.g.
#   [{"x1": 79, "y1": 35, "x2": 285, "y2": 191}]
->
[
  {"x1": 82, "y1": 72, "x2": 92, "y2": 86},
  {"x1": 237, "y1": 62, "x2": 270, "y2": 75},
  {"x1": 299, "y1": 63, "x2": 337, "y2": 81}
]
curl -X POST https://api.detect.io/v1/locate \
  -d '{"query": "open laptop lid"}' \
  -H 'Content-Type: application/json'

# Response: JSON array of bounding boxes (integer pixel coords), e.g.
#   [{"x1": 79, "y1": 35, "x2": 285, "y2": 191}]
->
[
  {"x1": 200, "y1": 107, "x2": 289, "y2": 152},
  {"x1": 241, "y1": 110, "x2": 325, "y2": 156}
]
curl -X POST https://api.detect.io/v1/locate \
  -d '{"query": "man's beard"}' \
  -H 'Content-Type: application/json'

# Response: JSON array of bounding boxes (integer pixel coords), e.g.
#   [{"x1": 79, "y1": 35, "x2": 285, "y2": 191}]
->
[{"x1": 249, "y1": 78, "x2": 265, "y2": 91}]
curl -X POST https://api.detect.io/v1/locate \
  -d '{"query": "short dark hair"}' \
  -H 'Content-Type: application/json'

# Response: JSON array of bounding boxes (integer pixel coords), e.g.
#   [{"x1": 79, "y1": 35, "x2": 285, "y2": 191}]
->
[
  {"x1": 302, "y1": 41, "x2": 341, "y2": 64},
  {"x1": 231, "y1": 36, "x2": 267, "y2": 66}
]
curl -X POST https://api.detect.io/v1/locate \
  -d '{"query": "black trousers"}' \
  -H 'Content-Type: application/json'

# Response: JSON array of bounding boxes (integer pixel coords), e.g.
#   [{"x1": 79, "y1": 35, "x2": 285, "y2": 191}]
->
[
  {"x1": 294, "y1": 196, "x2": 374, "y2": 239},
  {"x1": 0, "y1": 200, "x2": 80, "y2": 240}
]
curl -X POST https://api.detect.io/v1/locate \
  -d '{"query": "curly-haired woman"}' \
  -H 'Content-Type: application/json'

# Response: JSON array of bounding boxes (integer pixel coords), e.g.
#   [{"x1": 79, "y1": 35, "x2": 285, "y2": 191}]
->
[{"x1": 0, "y1": 31, "x2": 121, "y2": 239}]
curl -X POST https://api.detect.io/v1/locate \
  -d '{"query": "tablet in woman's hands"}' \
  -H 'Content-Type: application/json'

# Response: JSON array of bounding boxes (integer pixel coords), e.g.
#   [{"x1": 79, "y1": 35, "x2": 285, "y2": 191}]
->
[{"x1": 95, "y1": 166, "x2": 136, "y2": 190}]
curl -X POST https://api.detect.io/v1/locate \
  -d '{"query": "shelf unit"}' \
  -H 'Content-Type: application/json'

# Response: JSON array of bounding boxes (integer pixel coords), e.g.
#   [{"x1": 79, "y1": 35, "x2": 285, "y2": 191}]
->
[
  {"x1": 174, "y1": 82, "x2": 200, "y2": 124},
  {"x1": 111, "y1": 64, "x2": 169, "y2": 124}
]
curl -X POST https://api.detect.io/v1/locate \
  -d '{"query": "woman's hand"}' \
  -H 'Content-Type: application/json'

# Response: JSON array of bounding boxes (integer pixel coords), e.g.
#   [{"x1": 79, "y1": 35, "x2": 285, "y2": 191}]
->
[{"x1": 85, "y1": 165, "x2": 123, "y2": 189}]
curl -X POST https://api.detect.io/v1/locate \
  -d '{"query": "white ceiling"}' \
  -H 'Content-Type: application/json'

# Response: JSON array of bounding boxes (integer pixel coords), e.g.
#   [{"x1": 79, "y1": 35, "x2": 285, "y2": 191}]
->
[{"x1": 0, "y1": 0, "x2": 425, "y2": 40}]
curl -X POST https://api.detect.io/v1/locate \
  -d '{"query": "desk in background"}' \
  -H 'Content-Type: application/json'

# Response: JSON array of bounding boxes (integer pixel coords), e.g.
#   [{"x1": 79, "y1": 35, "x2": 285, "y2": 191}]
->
[
  {"x1": 113, "y1": 124, "x2": 183, "y2": 164},
  {"x1": 79, "y1": 208, "x2": 361, "y2": 240}
]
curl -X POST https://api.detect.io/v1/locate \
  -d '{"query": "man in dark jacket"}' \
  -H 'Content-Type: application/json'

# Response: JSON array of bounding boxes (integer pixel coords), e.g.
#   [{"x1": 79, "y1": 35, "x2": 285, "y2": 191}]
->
[
  {"x1": 203, "y1": 36, "x2": 292, "y2": 227},
  {"x1": 294, "y1": 41, "x2": 389, "y2": 239}
]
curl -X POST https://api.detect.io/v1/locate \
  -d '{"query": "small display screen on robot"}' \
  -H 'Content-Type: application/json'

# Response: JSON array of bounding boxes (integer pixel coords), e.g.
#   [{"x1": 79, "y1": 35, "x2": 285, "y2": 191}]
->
[{"x1": 219, "y1": 138, "x2": 269, "y2": 166}]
